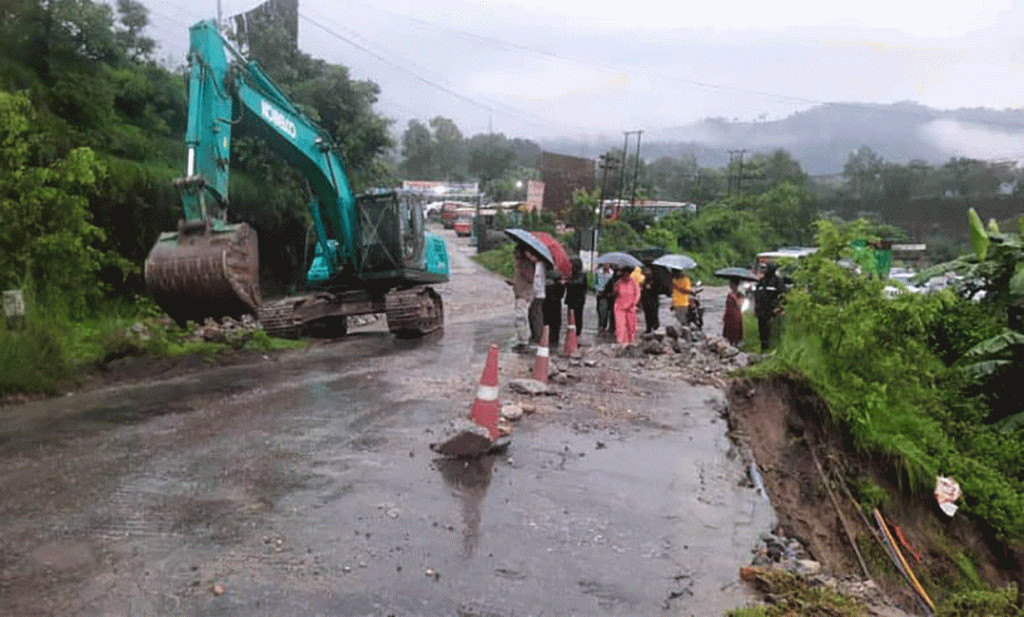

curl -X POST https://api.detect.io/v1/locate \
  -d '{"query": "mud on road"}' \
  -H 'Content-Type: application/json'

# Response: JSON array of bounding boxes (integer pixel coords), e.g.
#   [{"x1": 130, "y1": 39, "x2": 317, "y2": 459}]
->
[{"x1": 0, "y1": 230, "x2": 776, "y2": 617}]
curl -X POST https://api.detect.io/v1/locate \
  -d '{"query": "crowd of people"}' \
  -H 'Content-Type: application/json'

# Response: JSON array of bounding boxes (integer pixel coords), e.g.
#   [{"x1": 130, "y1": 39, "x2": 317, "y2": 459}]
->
[{"x1": 509, "y1": 244, "x2": 786, "y2": 353}]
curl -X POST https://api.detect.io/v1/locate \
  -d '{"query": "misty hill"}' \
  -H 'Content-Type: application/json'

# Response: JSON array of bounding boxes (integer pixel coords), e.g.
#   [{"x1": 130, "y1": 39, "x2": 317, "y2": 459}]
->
[{"x1": 538, "y1": 102, "x2": 1024, "y2": 175}]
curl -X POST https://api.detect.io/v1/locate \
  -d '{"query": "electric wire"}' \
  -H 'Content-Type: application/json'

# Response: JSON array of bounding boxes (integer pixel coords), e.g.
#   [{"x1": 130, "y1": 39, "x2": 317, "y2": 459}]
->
[
  {"x1": 297, "y1": 9, "x2": 583, "y2": 134},
  {"x1": 343, "y1": 3, "x2": 1024, "y2": 133}
]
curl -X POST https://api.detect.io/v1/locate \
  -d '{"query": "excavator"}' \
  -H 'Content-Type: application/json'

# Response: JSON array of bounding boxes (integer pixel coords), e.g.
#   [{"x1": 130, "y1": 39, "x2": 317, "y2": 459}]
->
[{"x1": 144, "y1": 21, "x2": 449, "y2": 338}]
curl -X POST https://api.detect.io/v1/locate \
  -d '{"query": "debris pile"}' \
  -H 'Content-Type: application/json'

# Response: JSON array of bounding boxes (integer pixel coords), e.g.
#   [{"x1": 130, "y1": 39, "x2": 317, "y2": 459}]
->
[
  {"x1": 751, "y1": 530, "x2": 819, "y2": 574},
  {"x1": 743, "y1": 530, "x2": 887, "y2": 608},
  {"x1": 187, "y1": 315, "x2": 262, "y2": 346},
  {"x1": 583, "y1": 329, "x2": 755, "y2": 384}
]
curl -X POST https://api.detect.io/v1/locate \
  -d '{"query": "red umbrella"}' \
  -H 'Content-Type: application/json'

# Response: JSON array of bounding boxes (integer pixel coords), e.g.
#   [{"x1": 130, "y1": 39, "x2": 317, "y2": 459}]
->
[{"x1": 530, "y1": 231, "x2": 572, "y2": 277}]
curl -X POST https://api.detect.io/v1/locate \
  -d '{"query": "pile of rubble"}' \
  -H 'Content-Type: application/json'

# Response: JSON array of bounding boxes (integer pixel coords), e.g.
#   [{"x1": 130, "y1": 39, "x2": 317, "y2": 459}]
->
[
  {"x1": 743, "y1": 530, "x2": 886, "y2": 607},
  {"x1": 751, "y1": 530, "x2": 821, "y2": 575},
  {"x1": 587, "y1": 326, "x2": 756, "y2": 384},
  {"x1": 186, "y1": 314, "x2": 262, "y2": 346}
]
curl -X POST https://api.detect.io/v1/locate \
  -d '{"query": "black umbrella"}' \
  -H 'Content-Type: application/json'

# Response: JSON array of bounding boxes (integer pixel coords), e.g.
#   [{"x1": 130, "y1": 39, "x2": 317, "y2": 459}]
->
[
  {"x1": 595, "y1": 252, "x2": 643, "y2": 268},
  {"x1": 714, "y1": 267, "x2": 758, "y2": 281},
  {"x1": 503, "y1": 228, "x2": 554, "y2": 267},
  {"x1": 652, "y1": 254, "x2": 697, "y2": 270}
]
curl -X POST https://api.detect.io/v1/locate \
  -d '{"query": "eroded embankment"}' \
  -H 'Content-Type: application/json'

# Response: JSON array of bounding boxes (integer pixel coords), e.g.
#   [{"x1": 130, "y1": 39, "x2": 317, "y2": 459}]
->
[{"x1": 726, "y1": 375, "x2": 1023, "y2": 613}]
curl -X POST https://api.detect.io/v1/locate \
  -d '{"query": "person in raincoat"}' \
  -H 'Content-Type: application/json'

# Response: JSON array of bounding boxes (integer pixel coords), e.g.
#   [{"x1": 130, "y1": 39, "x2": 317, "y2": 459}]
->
[
  {"x1": 613, "y1": 266, "x2": 641, "y2": 344},
  {"x1": 671, "y1": 269, "x2": 693, "y2": 327},
  {"x1": 543, "y1": 271, "x2": 565, "y2": 345}
]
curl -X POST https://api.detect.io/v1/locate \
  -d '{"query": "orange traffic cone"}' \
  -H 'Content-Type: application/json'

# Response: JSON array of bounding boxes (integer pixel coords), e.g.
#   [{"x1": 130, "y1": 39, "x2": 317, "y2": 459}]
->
[
  {"x1": 533, "y1": 325, "x2": 550, "y2": 383},
  {"x1": 469, "y1": 344, "x2": 501, "y2": 440},
  {"x1": 563, "y1": 309, "x2": 578, "y2": 356}
]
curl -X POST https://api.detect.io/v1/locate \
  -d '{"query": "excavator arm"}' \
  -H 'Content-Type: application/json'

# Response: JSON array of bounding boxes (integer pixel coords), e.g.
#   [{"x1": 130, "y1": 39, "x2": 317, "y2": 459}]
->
[{"x1": 145, "y1": 20, "x2": 449, "y2": 327}]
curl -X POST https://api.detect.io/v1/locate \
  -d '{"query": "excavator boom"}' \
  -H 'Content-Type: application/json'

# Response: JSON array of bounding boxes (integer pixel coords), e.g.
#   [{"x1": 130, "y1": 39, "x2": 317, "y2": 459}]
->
[{"x1": 144, "y1": 20, "x2": 449, "y2": 331}]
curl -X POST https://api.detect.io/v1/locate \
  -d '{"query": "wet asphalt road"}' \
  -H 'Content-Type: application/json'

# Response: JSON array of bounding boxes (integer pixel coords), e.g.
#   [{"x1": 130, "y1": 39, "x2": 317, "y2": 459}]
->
[{"x1": 0, "y1": 230, "x2": 775, "y2": 616}]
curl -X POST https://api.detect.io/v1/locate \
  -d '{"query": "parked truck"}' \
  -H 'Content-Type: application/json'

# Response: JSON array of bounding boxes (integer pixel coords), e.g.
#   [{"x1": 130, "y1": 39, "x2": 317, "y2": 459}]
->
[{"x1": 144, "y1": 21, "x2": 449, "y2": 338}]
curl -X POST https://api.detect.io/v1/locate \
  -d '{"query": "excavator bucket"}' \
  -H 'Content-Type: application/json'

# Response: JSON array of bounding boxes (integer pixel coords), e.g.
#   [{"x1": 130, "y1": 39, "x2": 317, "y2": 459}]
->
[{"x1": 144, "y1": 222, "x2": 261, "y2": 325}]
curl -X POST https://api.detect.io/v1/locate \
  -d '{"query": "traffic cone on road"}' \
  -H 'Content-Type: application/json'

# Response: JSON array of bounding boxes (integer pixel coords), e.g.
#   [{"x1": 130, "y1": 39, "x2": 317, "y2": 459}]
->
[
  {"x1": 563, "y1": 310, "x2": 578, "y2": 356},
  {"x1": 469, "y1": 344, "x2": 501, "y2": 440},
  {"x1": 533, "y1": 325, "x2": 550, "y2": 383}
]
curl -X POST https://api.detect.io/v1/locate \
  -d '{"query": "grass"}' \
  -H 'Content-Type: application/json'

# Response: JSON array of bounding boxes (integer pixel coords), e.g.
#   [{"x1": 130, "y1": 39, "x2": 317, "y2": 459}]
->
[
  {"x1": 725, "y1": 570, "x2": 868, "y2": 617},
  {"x1": 1, "y1": 296, "x2": 306, "y2": 397}
]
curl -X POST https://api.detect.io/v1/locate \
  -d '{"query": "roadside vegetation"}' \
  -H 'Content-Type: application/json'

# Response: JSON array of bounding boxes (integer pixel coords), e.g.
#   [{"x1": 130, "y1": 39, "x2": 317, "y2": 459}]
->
[{"x1": 747, "y1": 213, "x2": 1024, "y2": 610}]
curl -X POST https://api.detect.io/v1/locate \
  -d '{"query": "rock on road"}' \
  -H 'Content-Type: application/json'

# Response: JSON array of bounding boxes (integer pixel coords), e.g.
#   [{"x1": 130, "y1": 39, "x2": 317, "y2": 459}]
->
[{"x1": 0, "y1": 228, "x2": 775, "y2": 617}]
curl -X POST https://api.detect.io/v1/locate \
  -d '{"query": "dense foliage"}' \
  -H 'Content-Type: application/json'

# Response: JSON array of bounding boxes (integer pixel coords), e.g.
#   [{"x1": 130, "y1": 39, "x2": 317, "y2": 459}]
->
[{"x1": 770, "y1": 218, "x2": 1024, "y2": 548}]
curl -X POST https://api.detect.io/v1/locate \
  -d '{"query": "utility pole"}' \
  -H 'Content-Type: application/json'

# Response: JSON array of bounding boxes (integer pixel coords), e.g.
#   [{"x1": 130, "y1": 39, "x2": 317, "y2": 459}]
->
[
  {"x1": 629, "y1": 130, "x2": 643, "y2": 206},
  {"x1": 728, "y1": 149, "x2": 747, "y2": 196},
  {"x1": 616, "y1": 130, "x2": 642, "y2": 218},
  {"x1": 616, "y1": 133, "x2": 631, "y2": 217}
]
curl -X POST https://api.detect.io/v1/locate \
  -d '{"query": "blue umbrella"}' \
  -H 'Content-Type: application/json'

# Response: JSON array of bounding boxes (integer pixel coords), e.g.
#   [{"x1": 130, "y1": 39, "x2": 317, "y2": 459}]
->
[{"x1": 503, "y1": 228, "x2": 554, "y2": 267}]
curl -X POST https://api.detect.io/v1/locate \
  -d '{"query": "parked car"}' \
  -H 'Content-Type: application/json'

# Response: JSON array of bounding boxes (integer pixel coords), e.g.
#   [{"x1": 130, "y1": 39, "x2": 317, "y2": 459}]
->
[{"x1": 454, "y1": 213, "x2": 474, "y2": 237}]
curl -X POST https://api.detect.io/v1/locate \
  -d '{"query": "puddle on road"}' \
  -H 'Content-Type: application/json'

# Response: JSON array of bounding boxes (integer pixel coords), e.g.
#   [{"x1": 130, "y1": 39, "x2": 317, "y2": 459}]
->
[{"x1": 434, "y1": 455, "x2": 498, "y2": 559}]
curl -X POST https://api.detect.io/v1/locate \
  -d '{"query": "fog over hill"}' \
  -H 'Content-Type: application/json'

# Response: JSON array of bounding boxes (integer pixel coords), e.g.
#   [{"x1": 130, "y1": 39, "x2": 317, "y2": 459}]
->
[{"x1": 537, "y1": 103, "x2": 1024, "y2": 175}]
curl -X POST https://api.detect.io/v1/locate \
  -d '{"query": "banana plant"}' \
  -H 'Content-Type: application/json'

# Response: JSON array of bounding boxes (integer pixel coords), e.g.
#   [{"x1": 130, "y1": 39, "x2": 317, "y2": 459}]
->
[{"x1": 916, "y1": 208, "x2": 1024, "y2": 307}]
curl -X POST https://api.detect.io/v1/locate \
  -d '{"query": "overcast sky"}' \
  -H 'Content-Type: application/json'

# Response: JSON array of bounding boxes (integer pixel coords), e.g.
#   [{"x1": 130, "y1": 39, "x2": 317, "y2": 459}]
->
[{"x1": 139, "y1": 0, "x2": 1024, "y2": 142}]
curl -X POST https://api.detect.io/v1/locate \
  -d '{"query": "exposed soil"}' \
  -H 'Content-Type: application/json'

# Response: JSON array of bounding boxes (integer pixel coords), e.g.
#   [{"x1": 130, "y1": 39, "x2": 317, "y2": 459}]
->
[{"x1": 727, "y1": 375, "x2": 1023, "y2": 613}]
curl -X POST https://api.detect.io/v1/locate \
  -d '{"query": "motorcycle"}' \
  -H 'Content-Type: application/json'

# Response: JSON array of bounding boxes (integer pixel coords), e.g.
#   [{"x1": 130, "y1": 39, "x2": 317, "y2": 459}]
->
[{"x1": 685, "y1": 286, "x2": 705, "y2": 329}]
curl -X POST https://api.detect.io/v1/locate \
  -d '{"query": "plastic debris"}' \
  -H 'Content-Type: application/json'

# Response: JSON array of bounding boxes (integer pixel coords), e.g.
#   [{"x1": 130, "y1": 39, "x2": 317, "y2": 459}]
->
[{"x1": 935, "y1": 476, "x2": 962, "y2": 517}]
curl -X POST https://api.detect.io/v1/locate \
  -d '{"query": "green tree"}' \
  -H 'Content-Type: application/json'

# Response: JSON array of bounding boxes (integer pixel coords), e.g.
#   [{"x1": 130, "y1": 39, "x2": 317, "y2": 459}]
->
[
  {"x1": 842, "y1": 146, "x2": 885, "y2": 204},
  {"x1": 401, "y1": 119, "x2": 435, "y2": 179},
  {"x1": 646, "y1": 154, "x2": 699, "y2": 201},
  {"x1": 429, "y1": 116, "x2": 465, "y2": 180},
  {"x1": 114, "y1": 0, "x2": 154, "y2": 61},
  {"x1": 0, "y1": 90, "x2": 113, "y2": 315},
  {"x1": 752, "y1": 148, "x2": 807, "y2": 189},
  {"x1": 468, "y1": 133, "x2": 515, "y2": 182},
  {"x1": 754, "y1": 182, "x2": 816, "y2": 246}
]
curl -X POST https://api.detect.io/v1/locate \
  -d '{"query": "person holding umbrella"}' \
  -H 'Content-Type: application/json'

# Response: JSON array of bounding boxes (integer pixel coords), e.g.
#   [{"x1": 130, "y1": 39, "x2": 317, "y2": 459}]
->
[
  {"x1": 509, "y1": 245, "x2": 539, "y2": 352},
  {"x1": 594, "y1": 263, "x2": 614, "y2": 332}
]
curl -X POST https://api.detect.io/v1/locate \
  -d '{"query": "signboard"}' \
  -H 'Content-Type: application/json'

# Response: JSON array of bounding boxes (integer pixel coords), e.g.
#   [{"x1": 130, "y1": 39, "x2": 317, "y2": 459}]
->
[
  {"x1": 526, "y1": 180, "x2": 545, "y2": 212},
  {"x1": 402, "y1": 180, "x2": 479, "y2": 194}
]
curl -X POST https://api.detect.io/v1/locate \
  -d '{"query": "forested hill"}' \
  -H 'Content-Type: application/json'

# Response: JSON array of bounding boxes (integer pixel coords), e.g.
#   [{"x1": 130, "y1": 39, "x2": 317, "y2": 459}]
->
[{"x1": 540, "y1": 102, "x2": 1024, "y2": 174}]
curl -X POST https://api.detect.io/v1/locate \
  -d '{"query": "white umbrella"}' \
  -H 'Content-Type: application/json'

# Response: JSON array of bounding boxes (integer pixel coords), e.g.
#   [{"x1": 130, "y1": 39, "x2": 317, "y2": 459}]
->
[{"x1": 652, "y1": 254, "x2": 697, "y2": 270}]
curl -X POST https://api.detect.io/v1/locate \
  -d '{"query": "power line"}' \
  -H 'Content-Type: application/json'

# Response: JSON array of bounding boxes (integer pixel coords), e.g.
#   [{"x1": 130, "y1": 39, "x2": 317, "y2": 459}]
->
[
  {"x1": 297, "y1": 11, "x2": 572, "y2": 134},
  {"x1": 338, "y1": 4, "x2": 1024, "y2": 134},
  {"x1": 298, "y1": 14, "x2": 492, "y2": 115}
]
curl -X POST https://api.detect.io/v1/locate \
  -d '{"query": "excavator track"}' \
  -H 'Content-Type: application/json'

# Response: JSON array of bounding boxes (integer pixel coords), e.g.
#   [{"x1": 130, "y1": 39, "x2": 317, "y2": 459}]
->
[
  {"x1": 257, "y1": 297, "x2": 304, "y2": 339},
  {"x1": 385, "y1": 287, "x2": 444, "y2": 338}
]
